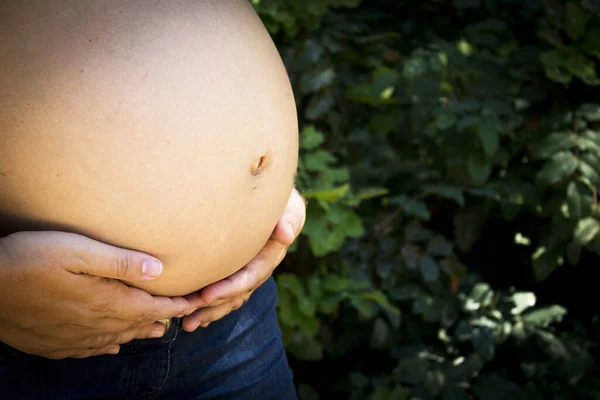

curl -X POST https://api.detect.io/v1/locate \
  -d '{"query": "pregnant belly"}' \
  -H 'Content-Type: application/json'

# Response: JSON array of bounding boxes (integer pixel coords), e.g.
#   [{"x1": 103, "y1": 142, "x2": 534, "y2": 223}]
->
[{"x1": 0, "y1": 0, "x2": 298, "y2": 296}]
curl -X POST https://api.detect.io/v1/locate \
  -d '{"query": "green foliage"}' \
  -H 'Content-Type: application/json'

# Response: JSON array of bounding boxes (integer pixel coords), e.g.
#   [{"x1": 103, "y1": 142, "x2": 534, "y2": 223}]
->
[{"x1": 254, "y1": 0, "x2": 600, "y2": 398}]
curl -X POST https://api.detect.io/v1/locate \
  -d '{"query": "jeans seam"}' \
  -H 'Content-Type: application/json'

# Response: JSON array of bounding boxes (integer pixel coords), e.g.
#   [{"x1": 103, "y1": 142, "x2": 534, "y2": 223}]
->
[{"x1": 149, "y1": 320, "x2": 179, "y2": 399}]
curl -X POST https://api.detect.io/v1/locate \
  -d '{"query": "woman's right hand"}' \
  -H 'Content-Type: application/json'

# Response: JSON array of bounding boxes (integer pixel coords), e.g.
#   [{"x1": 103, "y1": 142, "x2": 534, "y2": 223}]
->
[{"x1": 0, "y1": 231, "x2": 192, "y2": 359}]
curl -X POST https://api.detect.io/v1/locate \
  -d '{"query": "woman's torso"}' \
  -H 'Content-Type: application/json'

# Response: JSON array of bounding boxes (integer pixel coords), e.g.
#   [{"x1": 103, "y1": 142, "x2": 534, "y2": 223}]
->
[{"x1": 0, "y1": 0, "x2": 298, "y2": 296}]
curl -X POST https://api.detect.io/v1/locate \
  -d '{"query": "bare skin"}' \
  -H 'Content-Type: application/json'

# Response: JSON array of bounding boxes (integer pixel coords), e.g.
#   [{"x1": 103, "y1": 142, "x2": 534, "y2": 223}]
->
[
  {"x1": 182, "y1": 187, "x2": 306, "y2": 331},
  {"x1": 0, "y1": 0, "x2": 299, "y2": 296},
  {"x1": 0, "y1": 231, "x2": 192, "y2": 359},
  {"x1": 0, "y1": 188, "x2": 305, "y2": 359},
  {"x1": 0, "y1": 0, "x2": 304, "y2": 359}
]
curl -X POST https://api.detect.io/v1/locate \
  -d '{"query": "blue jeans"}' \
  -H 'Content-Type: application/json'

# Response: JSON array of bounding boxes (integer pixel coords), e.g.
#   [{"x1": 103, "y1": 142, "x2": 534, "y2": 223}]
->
[{"x1": 0, "y1": 277, "x2": 298, "y2": 400}]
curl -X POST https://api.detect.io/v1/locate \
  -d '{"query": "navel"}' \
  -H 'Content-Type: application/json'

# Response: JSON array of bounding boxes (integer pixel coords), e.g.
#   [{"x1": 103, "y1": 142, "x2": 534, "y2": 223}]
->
[{"x1": 250, "y1": 154, "x2": 269, "y2": 176}]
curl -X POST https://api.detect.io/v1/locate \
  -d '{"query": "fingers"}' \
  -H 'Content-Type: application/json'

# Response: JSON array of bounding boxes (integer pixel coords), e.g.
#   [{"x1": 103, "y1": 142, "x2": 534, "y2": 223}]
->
[
  {"x1": 195, "y1": 241, "x2": 286, "y2": 305},
  {"x1": 80, "y1": 322, "x2": 167, "y2": 349},
  {"x1": 182, "y1": 294, "x2": 250, "y2": 332},
  {"x1": 39, "y1": 231, "x2": 165, "y2": 282},
  {"x1": 44, "y1": 344, "x2": 121, "y2": 360},
  {"x1": 107, "y1": 286, "x2": 191, "y2": 322},
  {"x1": 271, "y1": 188, "x2": 306, "y2": 246},
  {"x1": 44, "y1": 322, "x2": 168, "y2": 359}
]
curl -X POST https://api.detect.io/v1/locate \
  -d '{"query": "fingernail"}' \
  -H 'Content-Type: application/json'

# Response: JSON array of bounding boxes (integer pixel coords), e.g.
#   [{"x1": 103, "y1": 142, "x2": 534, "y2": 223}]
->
[
  {"x1": 149, "y1": 328, "x2": 164, "y2": 338},
  {"x1": 285, "y1": 221, "x2": 295, "y2": 238},
  {"x1": 142, "y1": 259, "x2": 163, "y2": 279},
  {"x1": 201, "y1": 322, "x2": 210, "y2": 328},
  {"x1": 108, "y1": 347, "x2": 120, "y2": 354}
]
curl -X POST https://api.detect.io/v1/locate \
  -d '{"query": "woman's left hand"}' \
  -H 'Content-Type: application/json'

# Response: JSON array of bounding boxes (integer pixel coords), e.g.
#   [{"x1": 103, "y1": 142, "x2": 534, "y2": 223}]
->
[{"x1": 181, "y1": 188, "x2": 306, "y2": 332}]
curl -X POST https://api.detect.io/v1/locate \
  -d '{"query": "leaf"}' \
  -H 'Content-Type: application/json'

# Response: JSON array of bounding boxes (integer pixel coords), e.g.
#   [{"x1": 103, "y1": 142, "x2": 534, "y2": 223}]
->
[
  {"x1": 449, "y1": 99, "x2": 480, "y2": 113},
  {"x1": 466, "y1": 283, "x2": 493, "y2": 310},
  {"x1": 361, "y1": 290, "x2": 401, "y2": 317},
  {"x1": 565, "y1": 53, "x2": 600, "y2": 85},
  {"x1": 467, "y1": 151, "x2": 492, "y2": 185},
  {"x1": 472, "y1": 327, "x2": 495, "y2": 361},
  {"x1": 535, "y1": 151, "x2": 578, "y2": 186},
  {"x1": 582, "y1": 129, "x2": 600, "y2": 144},
  {"x1": 472, "y1": 373, "x2": 527, "y2": 400},
  {"x1": 477, "y1": 124, "x2": 500, "y2": 157},
  {"x1": 320, "y1": 295, "x2": 341, "y2": 314},
  {"x1": 370, "y1": 317, "x2": 391, "y2": 347},
  {"x1": 468, "y1": 187, "x2": 501, "y2": 200},
  {"x1": 349, "y1": 294, "x2": 377, "y2": 318},
  {"x1": 349, "y1": 372, "x2": 369, "y2": 388},
  {"x1": 297, "y1": 313, "x2": 320, "y2": 337},
  {"x1": 577, "y1": 104, "x2": 600, "y2": 121},
  {"x1": 344, "y1": 211, "x2": 365, "y2": 238},
  {"x1": 404, "y1": 220, "x2": 433, "y2": 242},
  {"x1": 522, "y1": 305, "x2": 567, "y2": 328},
  {"x1": 418, "y1": 255, "x2": 440, "y2": 281},
  {"x1": 531, "y1": 131, "x2": 577, "y2": 159},
  {"x1": 298, "y1": 296, "x2": 317, "y2": 318},
  {"x1": 567, "y1": 181, "x2": 582, "y2": 219},
  {"x1": 305, "y1": 95, "x2": 335, "y2": 121},
  {"x1": 303, "y1": 184, "x2": 349, "y2": 202},
  {"x1": 298, "y1": 384, "x2": 320, "y2": 400},
  {"x1": 579, "y1": 158, "x2": 600, "y2": 186},
  {"x1": 300, "y1": 126, "x2": 326, "y2": 150},
  {"x1": 370, "y1": 113, "x2": 400, "y2": 135},
  {"x1": 278, "y1": 274, "x2": 305, "y2": 298},
  {"x1": 287, "y1": 333, "x2": 324, "y2": 361},
  {"x1": 535, "y1": 330, "x2": 569, "y2": 359},
  {"x1": 573, "y1": 217, "x2": 600, "y2": 246},
  {"x1": 457, "y1": 115, "x2": 481, "y2": 132},
  {"x1": 322, "y1": 275, "x2": 350, "y2": 292},
  {"x1": 540, "y1": 50, "x2": 563, "y2": 69},
  {"x1": 304, "y1": 149, "x2": 337, "y2": 172},
  {"x1": 511, "y1": 292, "x2": 536, "y2": 315},
  {"x1": 388, "y1": 195, "x2": 431, "y2": 220},
  {"x1": 545, "y1": 66, "x2": 573, "y2": 84},
  {"x1": 531, "y1": 247, "x2": 561, "y2": 282},
  {"x1": 401, "y1": 244, "x2": 419, "y2": 269},
  {"x1": 426, "y1": 235, "x2": 454, "y2": 256},
  {"x1": 370, "y1": 388, "x2": 391, "y2": 400},
  {"x1": 564, "y1": 2, "x2": 587, "y2": 41},
  {"x1": 435, "y1": 112, "x2": 457, "y2": 130},
  {"x1": 299, "y1": 67, "x2": 336, "y2": 93},
  {"x1": 423, "y1": 184, "x2": 465, "y2": 206},
  {"x1": 582, "y1": 27, "x2": 600, "y2": 57},
  {"x1": 355, "y1": 187, "x2": 390, "y2": 201},
  {"x1": 303, "y1": 217, "x2": 332, "y2": 257},
  {"x1": 372, "y1": 66, "x2": 401, "y2": 94},
  {"x1": 578, "y1": 136, "x2": 600, "y2": 153}
]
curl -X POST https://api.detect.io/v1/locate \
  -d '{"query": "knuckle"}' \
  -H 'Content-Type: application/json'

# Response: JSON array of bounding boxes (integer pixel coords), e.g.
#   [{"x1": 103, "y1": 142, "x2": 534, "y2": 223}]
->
[
  {"x1": 136, "y1": 310, "x2": 158, "y2": 323},
  {"x1": 87, "y1": 301, "x2": 112, "y2": 316},
  {"x1": 112, "y1": 332, "x2": 127, "y2": 345},
  {"x1": 114, "y1": 252, "x2": 132, "y2": 278}
]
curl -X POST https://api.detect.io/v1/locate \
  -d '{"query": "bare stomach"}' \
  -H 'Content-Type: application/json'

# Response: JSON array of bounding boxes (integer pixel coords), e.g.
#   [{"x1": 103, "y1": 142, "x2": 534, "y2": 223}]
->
[{"x1": 0, "y1": 0, "x2": 298, "y2": 296}]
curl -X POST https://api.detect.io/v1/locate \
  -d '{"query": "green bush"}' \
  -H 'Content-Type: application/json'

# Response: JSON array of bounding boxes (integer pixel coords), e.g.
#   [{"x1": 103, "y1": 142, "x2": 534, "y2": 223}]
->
[{"x1": 253, "y1": 0, "x2": 600, "y2": 399}]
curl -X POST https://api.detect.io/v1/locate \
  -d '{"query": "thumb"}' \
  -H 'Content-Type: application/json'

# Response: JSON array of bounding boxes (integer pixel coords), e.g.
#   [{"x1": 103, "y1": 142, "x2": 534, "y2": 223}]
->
[
  {"x1": 272, "y1": 188, "x2": 307, "y2": 246},
  {"x1": 34, "y1": 231, "x2": 163, "y2": 281}
]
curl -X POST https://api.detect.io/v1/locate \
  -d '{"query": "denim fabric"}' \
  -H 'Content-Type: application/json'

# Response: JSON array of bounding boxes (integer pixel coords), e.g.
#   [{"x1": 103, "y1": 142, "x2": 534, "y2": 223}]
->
[{"x1": 0, "y1": 277, "x2": 298, "y2": 400}]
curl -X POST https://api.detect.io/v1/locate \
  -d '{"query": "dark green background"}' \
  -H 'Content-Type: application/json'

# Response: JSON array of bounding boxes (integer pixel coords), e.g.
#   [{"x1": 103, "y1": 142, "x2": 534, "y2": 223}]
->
[{"x1": 252, "y1": 1, "x2": 600, "y2": 399}]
